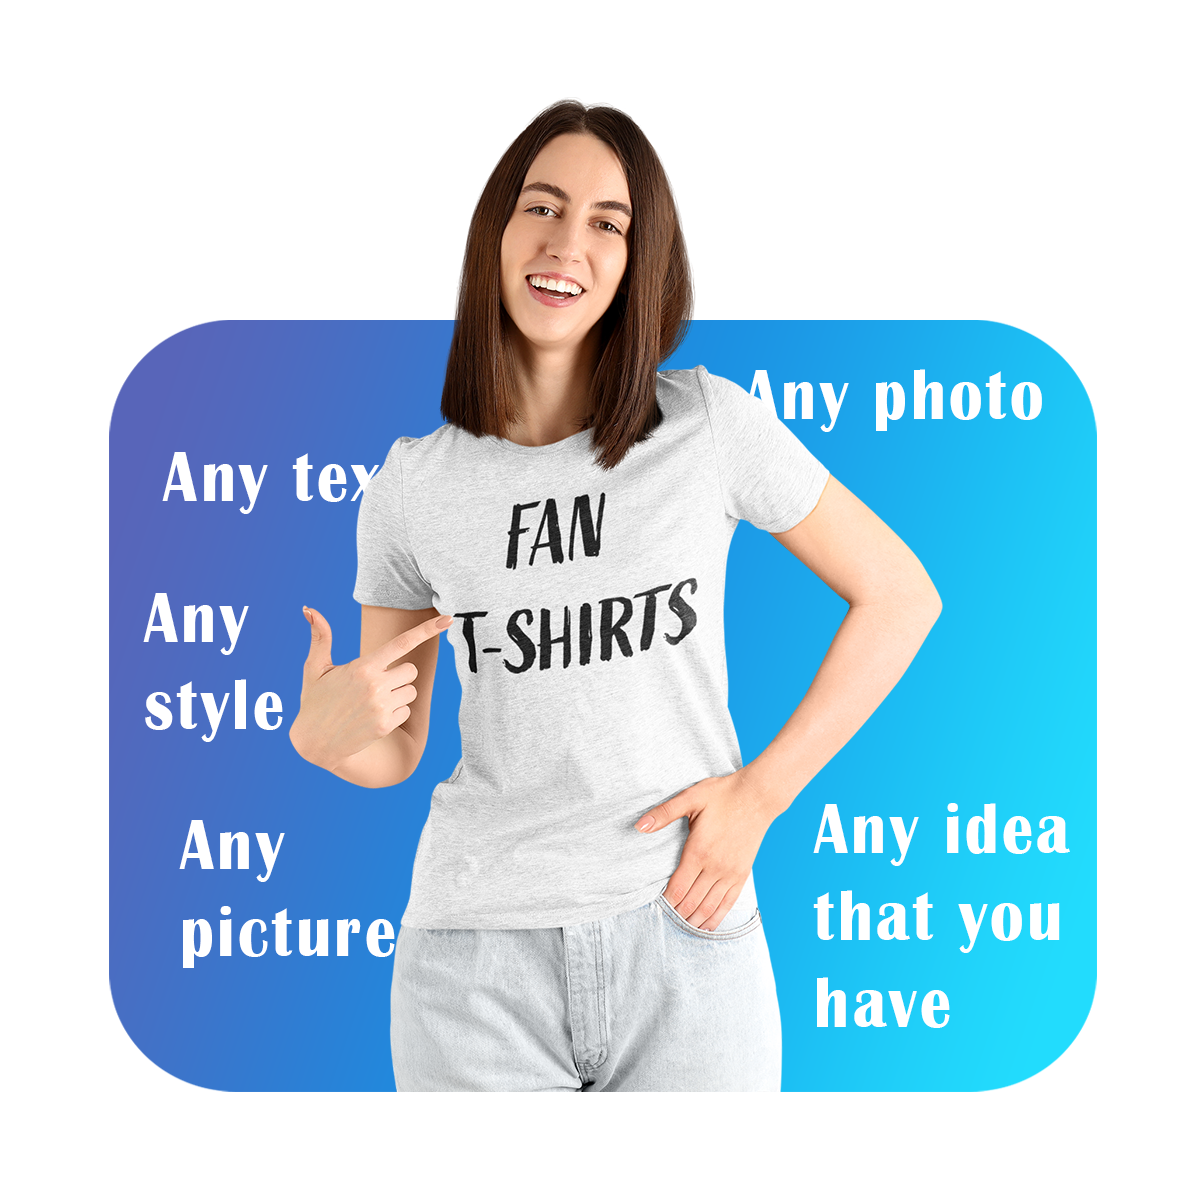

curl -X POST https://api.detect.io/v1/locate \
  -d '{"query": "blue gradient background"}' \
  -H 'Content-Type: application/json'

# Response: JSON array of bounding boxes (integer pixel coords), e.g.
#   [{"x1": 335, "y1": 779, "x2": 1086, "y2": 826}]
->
[{"x1": 109, "y1": 320, "x2": 1095, "y2": 1091}]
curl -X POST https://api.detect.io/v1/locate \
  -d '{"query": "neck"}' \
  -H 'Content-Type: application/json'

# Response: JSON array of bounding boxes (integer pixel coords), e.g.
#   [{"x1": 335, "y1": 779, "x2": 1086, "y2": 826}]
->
[{"x1": 505, "y1": 327, "x2": 601, "y2": 447}]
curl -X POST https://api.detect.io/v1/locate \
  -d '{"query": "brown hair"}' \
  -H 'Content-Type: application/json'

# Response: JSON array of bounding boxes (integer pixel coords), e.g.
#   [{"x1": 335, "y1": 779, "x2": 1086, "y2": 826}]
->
[{"x1": 440, "y1": 100, "x2": 693, "y2": 469}]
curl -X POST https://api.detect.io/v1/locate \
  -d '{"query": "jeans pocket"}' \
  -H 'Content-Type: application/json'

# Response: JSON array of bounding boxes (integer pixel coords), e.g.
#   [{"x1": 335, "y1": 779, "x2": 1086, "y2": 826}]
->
[{"x1": 654, "y1": 893, "x2": 762, "y2": 941}]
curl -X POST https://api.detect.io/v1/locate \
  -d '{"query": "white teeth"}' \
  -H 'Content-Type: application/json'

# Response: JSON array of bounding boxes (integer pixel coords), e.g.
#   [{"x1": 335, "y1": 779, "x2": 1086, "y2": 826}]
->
[{"x1": 529, "y1": 275, "x2": 582, "y2": 295}]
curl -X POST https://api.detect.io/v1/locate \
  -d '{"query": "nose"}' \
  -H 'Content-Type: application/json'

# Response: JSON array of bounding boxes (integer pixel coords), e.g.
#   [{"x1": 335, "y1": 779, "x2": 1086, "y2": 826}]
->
[{"x1": 544, "y1": 214, "x2": 585, "y2": 265}]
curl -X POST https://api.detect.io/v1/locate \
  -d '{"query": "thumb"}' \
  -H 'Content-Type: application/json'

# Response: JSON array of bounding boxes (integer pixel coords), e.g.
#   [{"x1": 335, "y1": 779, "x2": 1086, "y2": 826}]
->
[
  {"x1": 635, "y1": 793, "x2": 692, "y2": 834},
  {"x1": 301, "y1": 606, "x2": 334, "y2": 680}
]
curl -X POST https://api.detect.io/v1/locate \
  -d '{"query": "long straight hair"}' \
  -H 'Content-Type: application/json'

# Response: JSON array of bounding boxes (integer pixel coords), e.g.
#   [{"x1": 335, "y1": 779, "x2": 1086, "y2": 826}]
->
[{"x1": 441, "y1": 100, "x2": 693, "y2": 470}]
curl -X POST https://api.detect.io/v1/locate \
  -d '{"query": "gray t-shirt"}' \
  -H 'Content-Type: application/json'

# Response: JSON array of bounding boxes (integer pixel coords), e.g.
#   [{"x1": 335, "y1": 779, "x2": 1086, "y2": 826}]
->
[{"x1": 354, "y1": 366, "x2": 829, "y2": 929}]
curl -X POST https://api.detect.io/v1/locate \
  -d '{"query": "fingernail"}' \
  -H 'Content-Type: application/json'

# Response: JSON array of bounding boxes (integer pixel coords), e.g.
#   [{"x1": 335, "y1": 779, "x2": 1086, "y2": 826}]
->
[
  {"x1": 302, "y1": 606, "x2": 313, "y2": 625},
  {"x1": 636, "y1": 817, "x2": 654, "y2": 832},
  {"x1": 436, "y1": 616, "x2": 453, "y2": 629}
]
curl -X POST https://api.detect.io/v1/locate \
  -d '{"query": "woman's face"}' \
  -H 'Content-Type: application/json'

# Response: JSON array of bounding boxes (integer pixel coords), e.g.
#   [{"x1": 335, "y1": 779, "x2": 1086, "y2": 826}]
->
[{"x1": 499, "y1": 133, "x2": 632, "y2": 356}]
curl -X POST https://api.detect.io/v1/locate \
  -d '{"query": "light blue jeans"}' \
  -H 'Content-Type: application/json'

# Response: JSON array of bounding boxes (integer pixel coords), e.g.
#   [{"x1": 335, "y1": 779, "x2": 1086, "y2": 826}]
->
[{"x1": 390, "y1": 883, "x2": 781, "y2": 1092}]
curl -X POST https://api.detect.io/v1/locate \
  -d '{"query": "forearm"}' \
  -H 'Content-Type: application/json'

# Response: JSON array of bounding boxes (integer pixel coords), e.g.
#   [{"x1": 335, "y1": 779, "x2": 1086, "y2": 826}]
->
[
  {"x1": 291, "y1": 722, "x2": 423, "y2": 789},
  {"x1": 639, "y1": 480, "x2": 940, "y2": 932},
  {"x1": 740, "y1": 585, "x2": 941, "y2": 816}
]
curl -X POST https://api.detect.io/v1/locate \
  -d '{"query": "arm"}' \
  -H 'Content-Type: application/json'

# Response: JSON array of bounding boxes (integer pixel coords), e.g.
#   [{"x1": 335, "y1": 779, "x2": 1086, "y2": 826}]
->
[
  {"x1": 636, "y1": 476, "x2": 942, "y2": 929},
  {"x1": 288, "y1": 605, "x2": 450, "y2": 789},
  {"x1": 746, "y1": 476, "x2": 942, "y2": 803}
]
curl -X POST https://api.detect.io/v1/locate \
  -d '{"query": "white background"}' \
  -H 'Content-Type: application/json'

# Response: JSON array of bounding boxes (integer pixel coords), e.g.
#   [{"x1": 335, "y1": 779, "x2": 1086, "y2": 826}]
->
[{"x1": 3, "y1": 2, "x2": 1195, "y2": 1195}]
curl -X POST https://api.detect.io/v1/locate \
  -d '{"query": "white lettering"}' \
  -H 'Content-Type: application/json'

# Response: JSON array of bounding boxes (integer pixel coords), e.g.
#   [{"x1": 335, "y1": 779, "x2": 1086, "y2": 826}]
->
[
  {"x1": 179, "y1": 819, "x2": 214, "y2": 870},
  {"x1": 163, "y1": 452, "x2": 197, "y2": 502},
  {"x1": 876, "y1": 381, "x2": 904, "y2": 431},
  {"x1": 818, "y1": 381, "x2": 848, "y2": 432},
  {"x1": 1012, "y1": 382, "x2": 1042, "y2": 420},
  {"x1": 219, "y1": 606, "x2": 249, "y2": 655},
  {"x1": 238, "y1": 464, "x2": 268, "y2": 513},
  {"x1": 958, "y1": 902, "x2": 988, "y2": 953},
  {"x1": 144, "y1": 593, "x2": 178, "y2": 642},
  {"x1": 350, "y1": 464, "x2": 379, "y2": 501},
  {"x1": 255, "y1": 832, "x2": 285, "y2": 883},
  {"x1": 182, "y1": 919, "x2": 212, "y2": 968}
]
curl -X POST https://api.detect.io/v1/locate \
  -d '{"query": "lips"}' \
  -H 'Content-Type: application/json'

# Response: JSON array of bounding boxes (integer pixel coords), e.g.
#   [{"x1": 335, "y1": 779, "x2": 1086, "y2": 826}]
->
[
  {"x1": 525, "y1": 272, "x2": 585, "y2": 308},
  {"x1": 528, "y1": 273, "x2": 583, "y2": 296}
]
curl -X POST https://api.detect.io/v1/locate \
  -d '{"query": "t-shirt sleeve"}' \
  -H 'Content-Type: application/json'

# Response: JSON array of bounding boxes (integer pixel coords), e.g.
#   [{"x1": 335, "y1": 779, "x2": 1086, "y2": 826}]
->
[
  {"x1": 352, "y1": 438, "x2": 436, "y2": 610},
  {"x1": 697, "y1": 367, "x2": 830, "y2": 532}
]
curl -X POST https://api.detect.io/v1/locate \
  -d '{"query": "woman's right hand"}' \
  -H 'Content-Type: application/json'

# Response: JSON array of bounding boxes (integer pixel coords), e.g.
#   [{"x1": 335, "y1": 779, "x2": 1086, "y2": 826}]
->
[{"x1": 289, "y1": 607, "x2": 452, "y2": 774}]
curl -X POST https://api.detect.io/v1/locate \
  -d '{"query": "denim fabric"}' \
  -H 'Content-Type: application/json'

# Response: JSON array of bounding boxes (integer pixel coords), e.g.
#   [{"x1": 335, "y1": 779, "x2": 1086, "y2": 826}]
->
[{"x1": 390, "y1": 888, "x2": 781, "y2": 1092}]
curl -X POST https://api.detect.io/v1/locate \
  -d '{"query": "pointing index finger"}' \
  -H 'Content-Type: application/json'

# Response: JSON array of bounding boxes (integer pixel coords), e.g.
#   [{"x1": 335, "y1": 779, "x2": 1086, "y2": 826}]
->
[{"x1": 371, "y1": 614, "x2": 453, "y2": 668}]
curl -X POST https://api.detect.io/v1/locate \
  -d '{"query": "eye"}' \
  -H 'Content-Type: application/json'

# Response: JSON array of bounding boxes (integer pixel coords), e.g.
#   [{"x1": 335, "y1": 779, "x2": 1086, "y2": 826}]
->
[
  {"x1": 525, "y1": 204, "x2": 556, "y2": 217},
  {"x1": 594, "y1": 219, "x2": 623, "y2": 235}
]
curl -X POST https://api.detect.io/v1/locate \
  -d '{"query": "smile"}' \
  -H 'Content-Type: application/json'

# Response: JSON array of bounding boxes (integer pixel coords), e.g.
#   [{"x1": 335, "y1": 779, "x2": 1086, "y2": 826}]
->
[
  {"x1": 528, "y1": 274, "x2": 584, "y2": 296},
  {"x1": 525, "y1": 276, "x2": 585, "y2": 308}
]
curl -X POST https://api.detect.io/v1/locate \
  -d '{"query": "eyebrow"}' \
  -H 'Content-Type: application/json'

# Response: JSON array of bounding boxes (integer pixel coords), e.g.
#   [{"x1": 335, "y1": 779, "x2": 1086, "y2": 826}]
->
[{"x1": 520, "y1": 182, "x2": 632, "y2": 219}]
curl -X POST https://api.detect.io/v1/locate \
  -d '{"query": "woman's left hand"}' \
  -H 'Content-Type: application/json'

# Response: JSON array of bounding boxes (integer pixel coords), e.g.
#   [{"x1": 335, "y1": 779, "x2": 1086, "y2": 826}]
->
[{"x1": 635, "y1": 771, "x2": 784, "y2": 932}]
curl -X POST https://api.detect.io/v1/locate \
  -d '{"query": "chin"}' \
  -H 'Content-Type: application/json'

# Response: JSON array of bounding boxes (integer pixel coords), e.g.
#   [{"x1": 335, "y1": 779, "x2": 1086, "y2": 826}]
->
[{"x1": 511, "y1": 316, "x2": 592, "y2": 353}]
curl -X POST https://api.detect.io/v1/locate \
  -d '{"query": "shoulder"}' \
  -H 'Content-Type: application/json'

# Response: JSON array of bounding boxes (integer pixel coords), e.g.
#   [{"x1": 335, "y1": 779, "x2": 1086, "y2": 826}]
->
[
  {"x1": 655, "y1": 365, "x2": 719, "y2": 419},
  {"x1": 383, "y1": 422, "x2": 463, "y2": 462},
  {"x1": 374, "y1": 423, "x2": 470, "y2": 485},
  {"x1": 656, "y1": 366, "x2": 760, "y2": 426},
  {"x1": 656, "y1": 365, "x2": 710, "y2": 404},
  {"x1": 358, "y1": 426, "x2": 464, "y2": 523}
]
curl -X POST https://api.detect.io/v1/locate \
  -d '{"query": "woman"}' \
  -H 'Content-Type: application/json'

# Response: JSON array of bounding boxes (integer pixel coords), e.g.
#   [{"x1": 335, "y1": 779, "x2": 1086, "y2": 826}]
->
[{"x1": 290, "y1": 100, "x2": 941, "y2": 1091}]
